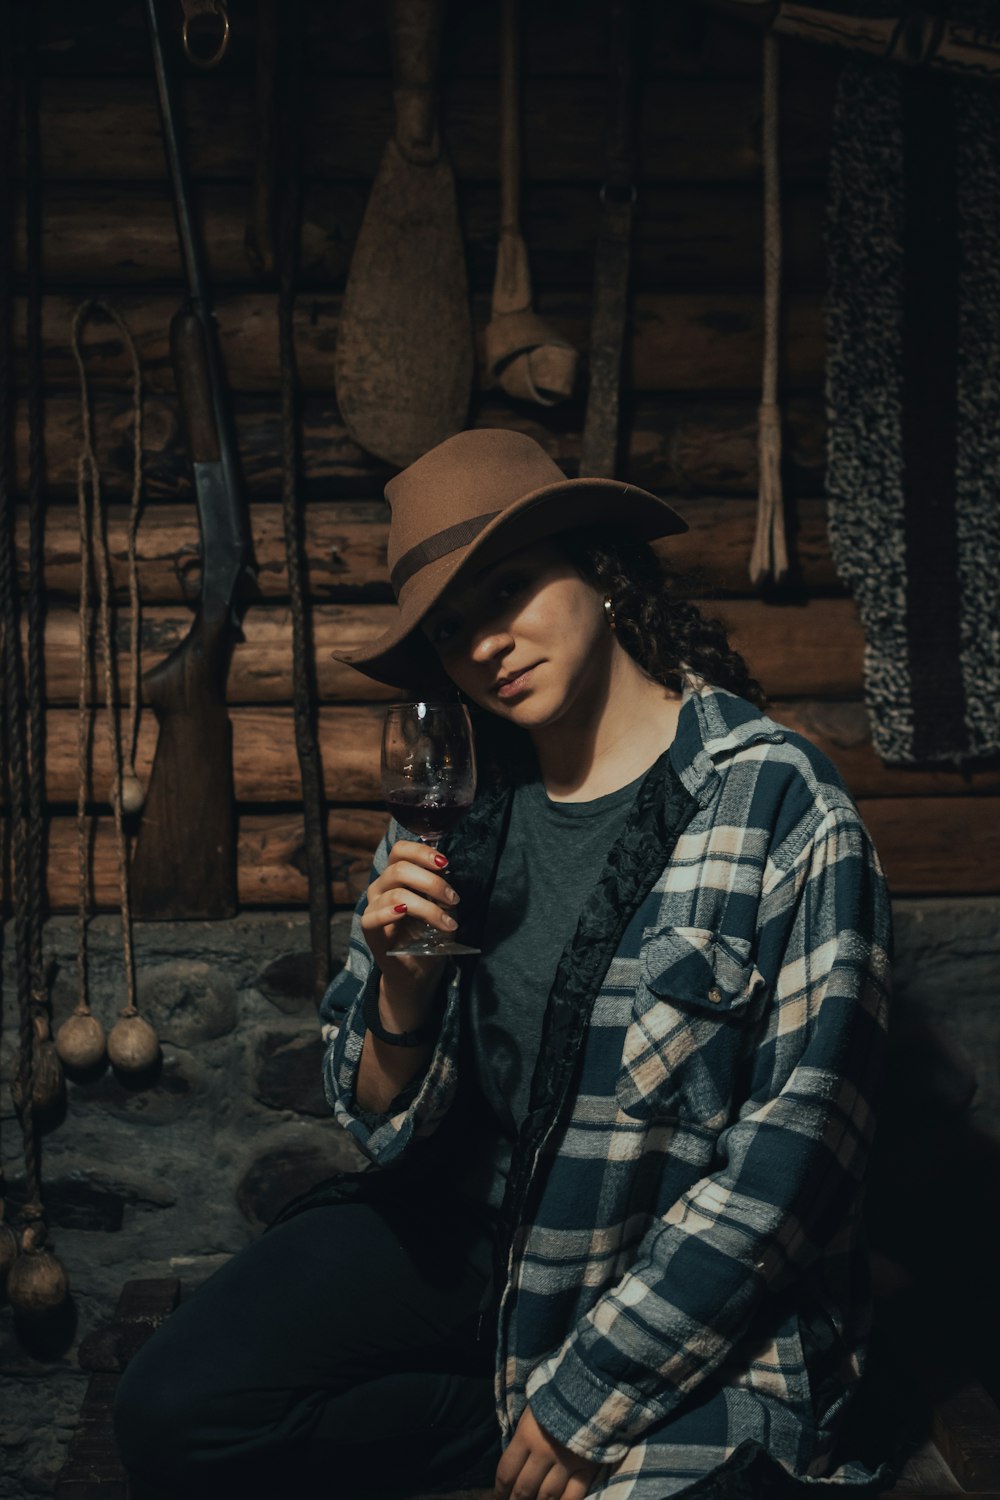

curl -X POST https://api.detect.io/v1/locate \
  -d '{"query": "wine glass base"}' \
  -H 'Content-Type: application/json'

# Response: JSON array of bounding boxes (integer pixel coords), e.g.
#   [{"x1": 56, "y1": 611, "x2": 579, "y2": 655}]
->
[{"x1": 387, "y1": 939, "x2": 481, "y2": 957}]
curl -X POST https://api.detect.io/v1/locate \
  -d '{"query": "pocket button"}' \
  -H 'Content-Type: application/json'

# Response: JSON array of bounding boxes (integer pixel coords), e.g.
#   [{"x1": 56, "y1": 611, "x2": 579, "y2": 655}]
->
[{"x1": 708, "y1": 985, "x2": 723, "y2": 1004}]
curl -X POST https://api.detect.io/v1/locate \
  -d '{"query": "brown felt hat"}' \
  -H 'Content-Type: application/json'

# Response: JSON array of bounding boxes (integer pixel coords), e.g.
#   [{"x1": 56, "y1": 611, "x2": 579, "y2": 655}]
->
[{"x1": 336, "y1": 428, "x2": 687, "y2": 687}]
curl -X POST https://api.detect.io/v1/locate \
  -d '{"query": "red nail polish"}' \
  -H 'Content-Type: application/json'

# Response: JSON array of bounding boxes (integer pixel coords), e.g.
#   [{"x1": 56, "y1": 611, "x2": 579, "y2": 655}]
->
[
  {"x1": 433, "y1": 853, "x2": 448, "y2": 868},
  {"x1": 393, "y1": 903, "x2": 407, "y2": 914}
]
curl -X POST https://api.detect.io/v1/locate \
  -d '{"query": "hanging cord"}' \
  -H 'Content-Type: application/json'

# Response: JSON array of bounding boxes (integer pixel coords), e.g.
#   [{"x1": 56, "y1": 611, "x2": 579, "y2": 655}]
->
[
  {"x1": 69, "y1": 301, "x2": 157, "y2": 1072},
  {"x1": 0, "y1": 0, "x2": 67, "y2": 1313},
  {"x1": 22, "y1": 0, "x2": 52, "y2": 1076},
  {"x1": 750, "y1": 32, "x2": 789, "y2": 586},
  {"x1": 21, "y1": 0, "x2": 63, "y2": 1120},
  {"x1": 275, "y1": 0, "x2": 331, "y2": 1002},
  {"x1": 0, "y1": 0, "x2": 12, "y2": 1286},
  {"x1": 0, "y1": 0, "x2": 40, "y2": 1238}
]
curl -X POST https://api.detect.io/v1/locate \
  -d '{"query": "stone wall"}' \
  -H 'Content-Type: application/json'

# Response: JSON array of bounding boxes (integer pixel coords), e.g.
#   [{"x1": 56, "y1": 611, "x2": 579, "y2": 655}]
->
[{"x1": 1, "y1": 899, "x2": 999, "y2": 1497}]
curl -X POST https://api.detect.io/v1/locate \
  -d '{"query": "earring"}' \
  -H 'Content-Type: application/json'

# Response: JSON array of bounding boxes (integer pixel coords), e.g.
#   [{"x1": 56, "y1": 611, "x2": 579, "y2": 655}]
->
[{"x1": 603, "y1": 595, "x2": 617, "y2": 630}]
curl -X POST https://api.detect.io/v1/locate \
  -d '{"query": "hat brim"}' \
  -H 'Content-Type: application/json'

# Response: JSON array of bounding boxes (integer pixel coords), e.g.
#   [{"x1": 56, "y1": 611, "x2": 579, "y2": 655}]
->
[{"x1": 333, "y1": 477, "x2": 687, "y2": 689}]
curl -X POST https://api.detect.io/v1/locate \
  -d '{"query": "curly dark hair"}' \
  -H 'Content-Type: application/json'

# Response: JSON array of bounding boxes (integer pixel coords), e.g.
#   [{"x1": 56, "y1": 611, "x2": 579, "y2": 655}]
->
[{"x1": 556, "y1": 526, "x2": 766, "y2": 709}]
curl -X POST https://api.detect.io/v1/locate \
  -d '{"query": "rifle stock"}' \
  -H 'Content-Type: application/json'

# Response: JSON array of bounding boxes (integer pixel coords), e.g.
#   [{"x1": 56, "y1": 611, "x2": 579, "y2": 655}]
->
[{"x1": 131, "y1": 2, "x2": 254, "y2": 919}]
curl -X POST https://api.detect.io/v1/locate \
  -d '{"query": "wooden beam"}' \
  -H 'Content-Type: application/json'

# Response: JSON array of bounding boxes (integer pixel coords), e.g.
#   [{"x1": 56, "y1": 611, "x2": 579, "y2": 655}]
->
[
  {"x1": 14, "y1": 290, "x2": 826, "y2": 395},
  {"x1": 13, "y1": 496, "x2": 840, "y2": 601},
  {"x1": 11, "y1": 393, "x2": 827, "y2": 501},
  {"x1": 18, "y1": 701, "x2": 1000, "y2": 810},
  {"x1": 30, "y1": 597, "x2": 863, "y2": 705},
  {"x1": 5, "y1": 795, "x2": 995, "y2": 912},
  {"x1": 765, "y1": 701, "x2": 1000, "y2": 798},
  {"x1": 37, "y1": 3, "x2": 838, "y2": 81},
  {"x1": 26, "y1": 74, "x2": 836, "y2": 186},
  {"x1": 11, "y1": 182, "x2": 827, "y2": 294},
  {"x1": 860, "y1": 798, "x2": 1000, "y2": 896},
  {"x1": 0, "y1": 809, "x2": 387, "y2": 912}
]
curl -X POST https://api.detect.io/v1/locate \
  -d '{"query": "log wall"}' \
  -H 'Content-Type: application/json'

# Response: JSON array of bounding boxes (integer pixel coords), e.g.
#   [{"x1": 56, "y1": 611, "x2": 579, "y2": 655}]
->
[{"x1": 4, "y1": 0, "x2": 998, "y2": 910}]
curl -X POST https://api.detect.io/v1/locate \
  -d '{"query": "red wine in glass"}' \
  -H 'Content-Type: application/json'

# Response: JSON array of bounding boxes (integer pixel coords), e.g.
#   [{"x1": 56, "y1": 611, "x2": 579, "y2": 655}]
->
[
  {"x1": 383, "y1": 788, "x2": 473, "y2": 841},
  {"x1": 381, "y1": 701, "x2": 480, "y2": 957}
]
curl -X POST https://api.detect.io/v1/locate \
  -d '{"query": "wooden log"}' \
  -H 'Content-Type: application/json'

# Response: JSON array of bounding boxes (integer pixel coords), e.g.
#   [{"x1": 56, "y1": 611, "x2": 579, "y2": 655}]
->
[
  {"x1": 12, "y1": 392, "x2": 827, "y2": 501},
  {"x1": 20, "y1": 701, "x2": 1000, "y2": 810},
  {"x1": 37, "y1": 2, "x2": 838, "y2": 81},
  {"x1": 4, "y1": 797, "x2": 995, "y2": 911},
  {"x1": 768, "y1": 702, "x2": 1000, "y2": 797},
  {"x1": 24, "y1": 74, "x2": 836, "y2": 185},
  {"x1": 13, "y1": 496, "x2": 840, "y2": 601},
  {"x1": 0, "y1": 809, "x2": 388, "y2": 912},
  {"x1": 31, "y1": 597, "x2": 864, "y2": 705},
  {"x1": 11, "y1": 181, "x2": 828, "y2": 294},
  {"x1": 707, "y1": 2, "x2": 1000, "y2": 78},
  {"x1": 14, "y1": 290, "x2": 827, "y2": 395},
  {"x1": 32, "y1": 602, "x2": 402, "y2": 705},
  {"x1": 712, "y1": 597, "x2": 864, "y2": 697},
  {"x1": 859, "y1": 798, "x2": 1000, "y2": 895},
  {"x1": 30, "y1": 704, "x2": 384, "y2": 805}
]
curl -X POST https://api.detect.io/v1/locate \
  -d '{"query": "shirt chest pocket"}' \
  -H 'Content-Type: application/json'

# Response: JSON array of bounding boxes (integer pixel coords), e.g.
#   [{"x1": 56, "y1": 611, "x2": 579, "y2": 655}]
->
[{"x1": 615, "y1": 926, "x2": 765, "y2": 1128}]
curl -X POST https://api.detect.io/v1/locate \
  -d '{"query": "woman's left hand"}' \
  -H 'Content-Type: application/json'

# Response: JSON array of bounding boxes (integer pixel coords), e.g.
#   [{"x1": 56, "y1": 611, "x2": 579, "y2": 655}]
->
[{"x1": 495, "y1": 1405, "x2": 601, "y2": 1500}]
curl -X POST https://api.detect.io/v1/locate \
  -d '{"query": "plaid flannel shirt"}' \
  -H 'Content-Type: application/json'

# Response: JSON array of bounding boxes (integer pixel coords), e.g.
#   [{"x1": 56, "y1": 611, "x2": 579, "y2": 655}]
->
[{"x1": 321, "y1": 683, "x2": 892, "y2": 1499}]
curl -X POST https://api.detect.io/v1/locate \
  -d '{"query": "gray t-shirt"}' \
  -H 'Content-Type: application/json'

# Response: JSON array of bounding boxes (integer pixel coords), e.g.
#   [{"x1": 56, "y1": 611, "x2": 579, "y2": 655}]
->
[{"x1": 462, "y1": 771, "x2": 643, "y2": 1211}]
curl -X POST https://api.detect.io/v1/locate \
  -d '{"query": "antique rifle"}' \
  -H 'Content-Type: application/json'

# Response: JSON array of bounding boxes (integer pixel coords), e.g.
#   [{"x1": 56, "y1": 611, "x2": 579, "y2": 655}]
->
[{"x1": 131, "y1": 0, "x2": 255, "y2": 918}]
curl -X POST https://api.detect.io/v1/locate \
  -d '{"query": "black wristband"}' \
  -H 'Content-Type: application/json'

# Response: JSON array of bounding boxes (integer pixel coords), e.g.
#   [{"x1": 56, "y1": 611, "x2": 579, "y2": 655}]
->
[{"x1": 363, "y1": 985, "x2": 441, "y2": 1048}]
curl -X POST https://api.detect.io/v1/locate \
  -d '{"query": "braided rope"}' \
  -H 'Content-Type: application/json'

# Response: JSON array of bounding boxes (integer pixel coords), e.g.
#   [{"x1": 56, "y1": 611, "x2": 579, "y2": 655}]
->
[
  {"x1": 0, "y1": 0, "x2": 42, "y2": 1221},
  {"x1": 71, "y1": 301, "x2": 144, "y2": 1019},
  {"x1": 750, "y1": 31, "x2": 789, "y2": 586},
  {"x1": 23, "y1": 0, "x2": 47, "y2": 1037}
]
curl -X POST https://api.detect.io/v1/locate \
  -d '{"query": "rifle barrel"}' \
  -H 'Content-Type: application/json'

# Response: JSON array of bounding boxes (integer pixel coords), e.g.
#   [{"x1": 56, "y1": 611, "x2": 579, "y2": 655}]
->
[{"x1": 144, "y1": 0, "x2": 209, "y2": 308}]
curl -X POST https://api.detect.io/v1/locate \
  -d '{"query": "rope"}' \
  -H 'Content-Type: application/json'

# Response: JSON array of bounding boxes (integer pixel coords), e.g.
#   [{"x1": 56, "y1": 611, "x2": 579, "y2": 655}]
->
[
  {"x1": 276, "y1": 0, "x2": 330, "y2": 1001},
  {"x1": 750, "y1": 31, "x2": 789, "y2": 586},
  {"x1": 23, "y1": 0, "x2": 47, "y2": 1040},
  {"x1": 0, "y1": 0, "x2": 43, "y2": 1230},
  {"x1": 70, "y1": 301, "x2": 144, "y2": 1021}
]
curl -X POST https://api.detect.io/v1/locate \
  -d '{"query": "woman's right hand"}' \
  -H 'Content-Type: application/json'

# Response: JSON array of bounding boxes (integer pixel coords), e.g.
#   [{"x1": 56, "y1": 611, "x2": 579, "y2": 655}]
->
[{"x1": 360, "y1": 840, "x2": 460, "y2": 1013}]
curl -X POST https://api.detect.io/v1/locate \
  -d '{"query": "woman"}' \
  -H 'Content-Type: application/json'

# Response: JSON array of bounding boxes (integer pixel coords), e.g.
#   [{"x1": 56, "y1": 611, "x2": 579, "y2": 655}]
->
[{"x1": 115, "y1": 429, "x2": 891, "y2": 1500}]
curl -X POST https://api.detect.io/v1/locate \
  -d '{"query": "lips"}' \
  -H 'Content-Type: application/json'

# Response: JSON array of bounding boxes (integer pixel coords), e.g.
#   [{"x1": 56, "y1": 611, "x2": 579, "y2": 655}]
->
[{"x1": 494, "y1": 664, "x2": 538, "y2": 699}]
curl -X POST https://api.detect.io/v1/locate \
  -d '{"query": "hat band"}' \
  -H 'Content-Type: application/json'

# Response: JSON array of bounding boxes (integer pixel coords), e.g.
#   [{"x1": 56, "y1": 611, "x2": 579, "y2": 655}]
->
[{"x1": 390, "y1": 509, "x2": 501, "y2": 595}]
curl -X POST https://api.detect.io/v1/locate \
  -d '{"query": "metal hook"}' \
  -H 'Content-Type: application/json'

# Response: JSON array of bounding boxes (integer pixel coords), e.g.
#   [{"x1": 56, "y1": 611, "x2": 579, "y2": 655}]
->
[{"x1": 181, "y1": 0, "x2": 231, "y2": 70}]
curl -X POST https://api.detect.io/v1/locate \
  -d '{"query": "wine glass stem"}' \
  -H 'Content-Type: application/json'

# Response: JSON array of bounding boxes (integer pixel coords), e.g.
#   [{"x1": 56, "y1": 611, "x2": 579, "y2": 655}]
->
[{"x1": 418, "y1": 834, "x2": 444, "y2": 941}]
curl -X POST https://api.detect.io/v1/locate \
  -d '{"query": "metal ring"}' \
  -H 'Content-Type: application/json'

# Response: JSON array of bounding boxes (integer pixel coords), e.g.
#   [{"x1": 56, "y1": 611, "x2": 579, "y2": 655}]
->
[
  {"x1": 599, "y1": 178, "x2": 637, "y2": 209},
  {"x1": 182, "y1": 7, "x2": 230, "y2": 70}
]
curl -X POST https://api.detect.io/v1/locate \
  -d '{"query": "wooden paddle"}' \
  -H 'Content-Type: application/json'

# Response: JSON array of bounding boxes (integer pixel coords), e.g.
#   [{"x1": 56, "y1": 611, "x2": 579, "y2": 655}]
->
[
  {"x1": 484, "y1": 0, "x2": 578, "y2": 406},
  {"x1": 335, "y1": 0, "x2": 472, "y2": 468}
]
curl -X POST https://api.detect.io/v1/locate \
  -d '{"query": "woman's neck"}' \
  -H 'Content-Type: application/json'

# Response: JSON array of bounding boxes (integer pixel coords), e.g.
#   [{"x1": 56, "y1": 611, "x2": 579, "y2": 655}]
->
[{"x1": 530, "y1": 649, "x2": 683, "y2": 802}]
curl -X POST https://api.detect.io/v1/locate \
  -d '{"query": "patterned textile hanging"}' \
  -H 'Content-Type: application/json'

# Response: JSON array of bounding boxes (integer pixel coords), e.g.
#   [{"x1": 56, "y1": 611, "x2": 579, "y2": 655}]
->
[{"x1": 826, "y1": 58, "x2": 1000, "y2": 765}]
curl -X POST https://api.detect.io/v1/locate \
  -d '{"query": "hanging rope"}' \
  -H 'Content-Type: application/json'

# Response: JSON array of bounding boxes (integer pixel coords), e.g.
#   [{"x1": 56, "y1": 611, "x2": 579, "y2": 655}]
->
[
  {"x1": 0, "y1": 0, "x2": 68, "y2": 1316},
  {"x1": 68, "y1": 301, "x2": 158, "y2": 1074},
  {"x1": 750, "y1": 31, "x2": 789, "y2": 586},
  {"x1": 276, "y1": 0, "x2": 331, "y2": 1003}
]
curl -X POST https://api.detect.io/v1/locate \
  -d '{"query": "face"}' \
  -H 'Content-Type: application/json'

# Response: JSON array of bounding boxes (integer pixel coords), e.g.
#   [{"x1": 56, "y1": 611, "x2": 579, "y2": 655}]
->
[{"x1": 421, "y1": 541, "x2": 613, "y2": 731}]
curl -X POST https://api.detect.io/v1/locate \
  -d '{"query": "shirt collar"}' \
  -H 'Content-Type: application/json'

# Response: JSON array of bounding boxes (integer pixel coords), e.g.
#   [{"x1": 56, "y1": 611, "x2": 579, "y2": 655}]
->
[{"x1": 669, "y1": 680, "x2": 785, "y2": 804}]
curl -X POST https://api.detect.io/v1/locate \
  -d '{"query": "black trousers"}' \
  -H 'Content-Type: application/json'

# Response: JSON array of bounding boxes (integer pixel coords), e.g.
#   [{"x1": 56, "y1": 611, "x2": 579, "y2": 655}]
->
[{"x1": 113, "y1": 1184, "x2": 501, "y2": 1499}]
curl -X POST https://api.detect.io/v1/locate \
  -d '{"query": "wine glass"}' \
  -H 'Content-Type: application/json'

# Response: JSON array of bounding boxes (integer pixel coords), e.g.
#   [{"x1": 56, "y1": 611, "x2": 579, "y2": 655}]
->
[{"x1": 381, "y1": 701, "x2": 480, "y2": 957}]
